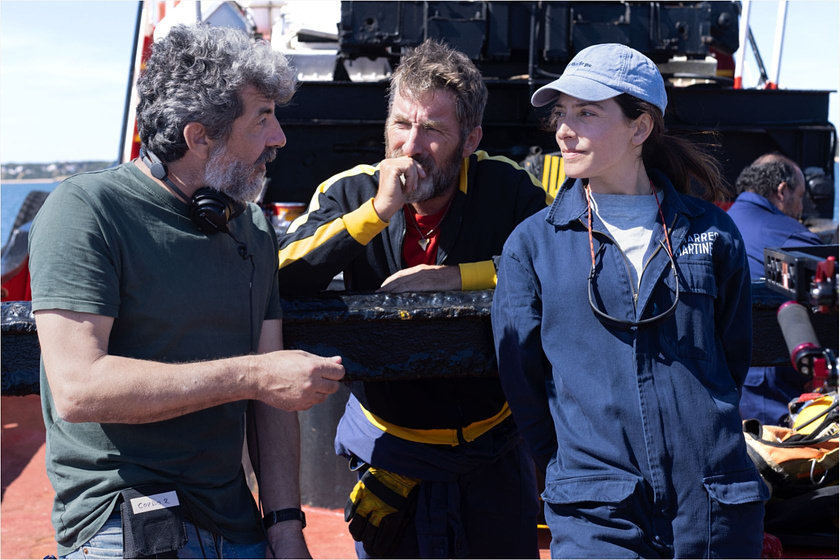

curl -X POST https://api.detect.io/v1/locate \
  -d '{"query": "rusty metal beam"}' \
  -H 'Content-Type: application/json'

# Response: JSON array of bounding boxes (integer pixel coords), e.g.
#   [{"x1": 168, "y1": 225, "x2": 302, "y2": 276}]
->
[{"x1": 3, "y1": 284, "x2": 838, "y2": 396}]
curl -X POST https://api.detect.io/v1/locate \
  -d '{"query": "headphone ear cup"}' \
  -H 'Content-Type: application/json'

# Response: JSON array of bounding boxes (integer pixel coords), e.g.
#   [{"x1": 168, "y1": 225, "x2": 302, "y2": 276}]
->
[{"x1": 191, "y1": 188, "x2": 236, "y2": 234}]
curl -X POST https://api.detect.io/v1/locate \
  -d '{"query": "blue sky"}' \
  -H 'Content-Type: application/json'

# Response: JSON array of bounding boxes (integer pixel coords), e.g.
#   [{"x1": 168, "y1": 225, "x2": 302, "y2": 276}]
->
[
  {"x1": 1, "y1": 1, "x2": 139, "y2": 164},
  {"x1": 1, "y1": 0, "x2": 838, "y2": 164}
]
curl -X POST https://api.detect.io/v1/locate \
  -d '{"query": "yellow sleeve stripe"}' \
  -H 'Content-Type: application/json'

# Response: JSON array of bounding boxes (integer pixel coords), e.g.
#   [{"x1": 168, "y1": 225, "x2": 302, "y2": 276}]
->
[
  {"x1": 343, "y1": 198, "x2": 388, "y2": 245},
  {"x1": 459, "y1": 260, "x2": 498, "y2": 290},
  {"x1": 474, "y1": 150, "x2": 546, "y2": 190},
  {"x1": 278, "y1": 199, "x2": 387, "y2": 270},
  {"x1": 278, "y1": 218, "x2": 347, "y2": 270},
  {"x1": 286, "y1": 163, "x2": 380, "y2": 234}
]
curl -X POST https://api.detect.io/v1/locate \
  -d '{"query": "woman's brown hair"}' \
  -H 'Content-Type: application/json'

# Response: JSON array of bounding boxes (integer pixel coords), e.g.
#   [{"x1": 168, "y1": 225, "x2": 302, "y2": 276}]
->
[{"x1": 613, "y1": 94, "x2": 733, "y2": 202}]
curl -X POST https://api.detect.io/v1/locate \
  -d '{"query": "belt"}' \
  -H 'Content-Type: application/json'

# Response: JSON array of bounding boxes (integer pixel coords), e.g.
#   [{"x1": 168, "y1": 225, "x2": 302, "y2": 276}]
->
[{"x1": 359, "y1": 402, "x2": 512, "y2": 446}]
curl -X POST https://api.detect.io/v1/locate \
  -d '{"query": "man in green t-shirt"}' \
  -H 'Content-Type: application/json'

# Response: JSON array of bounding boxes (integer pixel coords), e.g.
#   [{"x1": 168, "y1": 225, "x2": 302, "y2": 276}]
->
[{"x1": 28, "y1": 24, "x2": 344, "y2": 559}]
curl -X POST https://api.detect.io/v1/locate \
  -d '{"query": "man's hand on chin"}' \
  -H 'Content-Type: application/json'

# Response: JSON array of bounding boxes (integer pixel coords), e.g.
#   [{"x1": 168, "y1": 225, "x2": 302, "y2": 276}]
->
[{"x1": 378, "y1": 264, "x2": 461, "y2": 293}]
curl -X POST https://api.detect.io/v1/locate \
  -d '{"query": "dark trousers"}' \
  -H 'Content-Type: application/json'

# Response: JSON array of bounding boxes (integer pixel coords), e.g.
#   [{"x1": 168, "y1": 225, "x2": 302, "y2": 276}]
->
[{"x1": 356, "y1": 441, "x2": 539, "y2": 559}]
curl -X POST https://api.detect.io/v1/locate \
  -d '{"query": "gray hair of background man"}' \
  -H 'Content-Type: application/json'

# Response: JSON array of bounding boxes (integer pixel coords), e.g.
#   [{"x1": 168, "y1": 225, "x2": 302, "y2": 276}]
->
[
  {"x1": 387, "y1": 39, "x2": 488, "y2": 141},
  {"x1": 137, "y1": 24, "x2": 297, "y2": 163},
  {"x1": 735, "y1": 156, "x2": 800, "y2": 199}
]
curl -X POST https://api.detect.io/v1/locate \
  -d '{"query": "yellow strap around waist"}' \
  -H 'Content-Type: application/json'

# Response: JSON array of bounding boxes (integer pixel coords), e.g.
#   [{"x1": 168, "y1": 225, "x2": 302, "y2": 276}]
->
[{"x1": 359, "y1": 402, "x2": 512, "y2": 446}]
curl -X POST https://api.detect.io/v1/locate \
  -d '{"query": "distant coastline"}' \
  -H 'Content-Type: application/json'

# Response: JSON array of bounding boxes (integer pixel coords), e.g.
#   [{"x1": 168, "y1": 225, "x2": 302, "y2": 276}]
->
[
  {"x1": 2, "y1": 177, "x2": 67, "y2": 184},
  {"x1": 1, "y1": 161, "x2": 113, "y2": 182}
]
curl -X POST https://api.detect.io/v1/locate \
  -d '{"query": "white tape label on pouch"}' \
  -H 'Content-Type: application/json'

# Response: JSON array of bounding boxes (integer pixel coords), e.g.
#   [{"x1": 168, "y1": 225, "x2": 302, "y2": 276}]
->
[{"x1": 130, "y1": 491, "x2": 180, "y2": 515}]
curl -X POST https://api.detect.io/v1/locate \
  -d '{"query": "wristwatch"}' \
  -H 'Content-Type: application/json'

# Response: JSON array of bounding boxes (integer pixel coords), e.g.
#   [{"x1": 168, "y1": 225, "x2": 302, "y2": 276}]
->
[{"x1": 263, "y1": 508, "x2": 306, "y2": 530}]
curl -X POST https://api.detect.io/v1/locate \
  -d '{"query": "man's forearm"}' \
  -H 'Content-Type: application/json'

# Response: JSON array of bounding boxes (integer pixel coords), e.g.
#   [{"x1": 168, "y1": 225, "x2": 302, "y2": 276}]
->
[
  {"x1": 36, "y1": 312, "x2": 344, "y2": 424},
  {"x1": 51, "y1": 352, "x2": 256, "y2": 424},
  {"x1": 248, "y1": 402, "x2": 303, "y2": 511},
  {"x1": 255, "y1": 407, "x2": 311, "y2": 558}
]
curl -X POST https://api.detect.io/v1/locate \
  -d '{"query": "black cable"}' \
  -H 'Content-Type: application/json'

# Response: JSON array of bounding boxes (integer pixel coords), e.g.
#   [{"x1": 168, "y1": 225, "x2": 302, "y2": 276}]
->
[
  {"x1": 225, "y1": 230, "x2": 256, "y2": 352},
  {"x1": 181, "y1": 498, "x2": 209, "y2": 559},
  {"x1": 793, "y1": 400, "x2": 838, "y2": 432},
  {"x1": 248, "y1": 400, "x2": 277, "y2": 558},
  {"x1": 534, "y1": 66, "x2": 561, "y2": 79},
  {"x1": 227, "y1": 229, "x2": 277, "y2": 557},
  {"x1": 212, "y1": 530, "x2": 221, "y2": 559},
  {"x1": 247, "y1": 253, "x2": 255, "y2": 353}
]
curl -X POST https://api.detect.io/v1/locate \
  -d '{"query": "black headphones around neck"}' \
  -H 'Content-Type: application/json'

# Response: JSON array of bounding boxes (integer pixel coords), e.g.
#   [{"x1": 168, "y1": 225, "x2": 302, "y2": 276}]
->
[
  {"x1": 140, "y1": 146, "x2": 257, "y2": 350},
  {"x1": 140, "y1": 147, "x2": 246, "y2": 235}
]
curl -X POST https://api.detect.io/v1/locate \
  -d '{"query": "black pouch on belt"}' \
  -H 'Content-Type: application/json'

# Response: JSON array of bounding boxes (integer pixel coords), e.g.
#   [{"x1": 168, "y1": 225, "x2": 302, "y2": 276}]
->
[{"x1": 119, "y1": 486, "x2": 188, "y2": 558}]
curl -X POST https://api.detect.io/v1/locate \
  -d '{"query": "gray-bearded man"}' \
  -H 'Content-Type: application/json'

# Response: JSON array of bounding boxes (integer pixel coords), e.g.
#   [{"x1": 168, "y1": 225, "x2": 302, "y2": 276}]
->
[{"x1": 29, "y1": 24, "x2": 344, "y2": 559}]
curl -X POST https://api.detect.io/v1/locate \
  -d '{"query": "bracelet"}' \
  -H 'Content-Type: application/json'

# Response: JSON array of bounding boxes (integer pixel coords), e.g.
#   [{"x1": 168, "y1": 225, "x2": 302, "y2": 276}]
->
[{"x1": 263, "y1": 508, "x2": 306, "y2": 530}]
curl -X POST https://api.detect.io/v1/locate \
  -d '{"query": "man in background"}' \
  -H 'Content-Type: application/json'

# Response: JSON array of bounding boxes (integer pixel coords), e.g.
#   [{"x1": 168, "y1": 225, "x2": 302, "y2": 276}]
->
[
  {"x1": 728, "y1": 153, "x2": 822, "y2": 278},
  {"x1": 728, "y1": 153, "x2": 822, "y2": 425}
]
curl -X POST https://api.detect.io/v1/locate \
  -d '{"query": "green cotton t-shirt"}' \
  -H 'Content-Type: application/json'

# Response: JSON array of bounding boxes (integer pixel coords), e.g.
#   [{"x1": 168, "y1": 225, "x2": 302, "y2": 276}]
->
[{"x1": 28, "y1": 162, "x2": 283, "y2": 555}]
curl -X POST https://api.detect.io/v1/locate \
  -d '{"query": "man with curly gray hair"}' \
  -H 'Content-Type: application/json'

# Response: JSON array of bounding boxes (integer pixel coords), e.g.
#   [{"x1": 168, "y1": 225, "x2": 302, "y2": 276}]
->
[
  {"x1": 136, "y1": 24, "x2": 297, "y2": 205},
  {"x1": 278, "y1": 39, "x2": 547, "y2": 558},
  {"x1": 29, "y1": 24, "x2": 344, "y2": 558}
]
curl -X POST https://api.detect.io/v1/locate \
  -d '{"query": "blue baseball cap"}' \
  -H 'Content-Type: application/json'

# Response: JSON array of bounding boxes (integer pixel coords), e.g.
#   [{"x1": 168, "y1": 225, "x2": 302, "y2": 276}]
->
[{"x1": 531, "y1": 43, "x2": 667, "y2": 115}]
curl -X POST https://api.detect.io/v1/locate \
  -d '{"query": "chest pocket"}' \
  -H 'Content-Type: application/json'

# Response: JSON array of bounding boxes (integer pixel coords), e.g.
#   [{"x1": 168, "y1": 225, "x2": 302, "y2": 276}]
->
[{"x1": 662, "y1": 260, "x2": 718, "y2": 362}]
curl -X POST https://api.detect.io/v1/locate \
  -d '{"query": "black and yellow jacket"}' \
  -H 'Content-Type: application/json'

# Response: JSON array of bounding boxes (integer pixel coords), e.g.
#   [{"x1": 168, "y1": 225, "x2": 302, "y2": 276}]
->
[{"x1": 277, "y1": 150, "x2": 549, "y2": 433}]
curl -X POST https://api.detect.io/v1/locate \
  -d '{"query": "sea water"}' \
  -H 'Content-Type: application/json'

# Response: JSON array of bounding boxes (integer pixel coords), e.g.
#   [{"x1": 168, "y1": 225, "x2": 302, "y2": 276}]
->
[{"x1": 1, "y1": 182, "x2": 59, "y2": 247}]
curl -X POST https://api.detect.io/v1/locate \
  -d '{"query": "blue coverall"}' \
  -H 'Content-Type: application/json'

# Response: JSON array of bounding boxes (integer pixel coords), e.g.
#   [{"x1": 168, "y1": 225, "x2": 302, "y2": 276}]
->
[
  {"x1": 493, "y1": 171, "x2": 768, "y2": 558},
  {"x1": 727, "y1": 191, "x2": 823, "y2": 426}
]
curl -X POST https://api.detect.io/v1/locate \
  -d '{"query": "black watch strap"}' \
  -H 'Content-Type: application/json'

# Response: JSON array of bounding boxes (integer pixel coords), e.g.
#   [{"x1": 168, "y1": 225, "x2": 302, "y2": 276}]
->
[{"x1": 263, "y1": 508, "x2": 306, "y2": 530}]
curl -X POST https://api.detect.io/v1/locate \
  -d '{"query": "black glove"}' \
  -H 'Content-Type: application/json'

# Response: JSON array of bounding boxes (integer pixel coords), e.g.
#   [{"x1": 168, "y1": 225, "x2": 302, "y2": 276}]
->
[{"x1": 344, "y1": 466, "x2": 421, "y2": 556}]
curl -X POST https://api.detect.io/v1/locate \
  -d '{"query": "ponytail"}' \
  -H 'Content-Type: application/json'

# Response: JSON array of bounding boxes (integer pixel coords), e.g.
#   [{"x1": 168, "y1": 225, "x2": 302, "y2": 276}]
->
[{"x1": 614, "y1": 94, "x2": 733, "y2": 202}]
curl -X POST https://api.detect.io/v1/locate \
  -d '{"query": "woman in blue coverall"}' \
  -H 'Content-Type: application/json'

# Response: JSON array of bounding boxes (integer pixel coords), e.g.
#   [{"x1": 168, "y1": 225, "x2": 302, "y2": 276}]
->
[{"x1": 492, "y1": 44, "x2": 768, "y2": 558}]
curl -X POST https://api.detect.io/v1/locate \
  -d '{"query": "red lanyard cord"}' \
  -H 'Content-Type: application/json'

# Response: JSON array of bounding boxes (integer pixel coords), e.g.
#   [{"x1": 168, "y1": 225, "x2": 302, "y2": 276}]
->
[{"x1": 583, "y1": 179, "x2": 681, "y2": 329}]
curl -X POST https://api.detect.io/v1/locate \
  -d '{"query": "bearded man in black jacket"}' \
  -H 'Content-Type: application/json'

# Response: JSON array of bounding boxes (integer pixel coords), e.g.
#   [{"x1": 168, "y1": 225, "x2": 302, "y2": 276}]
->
[{"x1": 277, "y1": 39, "x2": 549, "y2": 559}]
